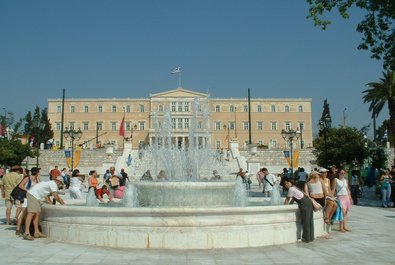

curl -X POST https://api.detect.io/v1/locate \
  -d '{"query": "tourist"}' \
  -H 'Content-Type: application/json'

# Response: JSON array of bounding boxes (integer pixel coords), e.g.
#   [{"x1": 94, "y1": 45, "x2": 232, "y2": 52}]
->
[
  {"x1": 2, "y1": 165, "x2": 23, "y2": 225},
  {"x1": 103, "y1": 169, "x2": 111, "y2": 185},
  {"x1": 119, "y1": 168, "x2": 129, "y2": 186},
  {"x1": 157, "y1": 170, "x2": 168, "y2": 181},
  {"x1": 210, "y1": 170, "x2": 221, "y2": 181},
  {"x1": 15, "y1": 167, "x2": 40, "y2": 236},
  {"x1": 88, "y1": 170, "x2": 99, "y2": 190},
  {"x1": 60, "y1": 167, "x2": 70, "y2": 188},
  {"x1": 24, "y1": 176, "x2": 65, "y2": 240},
  {"x1": 304, "y1": 171, "x2": 326, "y2": 208},
  {"x1": 69, "y1": 169, "x2": 84, "y2": 199},
  {"x1": 256, "y1": 168, "x2": 265, "y2": 188},
  {"x1": 297, "y1": 168, "x2": 308, "y2": 190},
  {"x1": 390, "y1": 166, "x2": 395, "y2": 208},
  {"x1": 350, "y1": 170, "x2": 362, "y2": 205},
  {"x1": 49, "y1": 165, "x2": 61, "y2": 181},
  {"x1": 109, "y1": 166, "x2": 121, "y2": 189},
  {"x1": 284, "y1": 178, "x2": 314, "y2": 243},
  {"x1": 319, "y1": 168, "x2": 337, "y2": 225},
  {"x1": 95, "y1": 185, "x2": 113, "y2": 203},
  {"x1": 114, "y1": 186, "x2": 126, "y2": 199},
  {"x1": 332, "y1": 169, "x2": 352, "y2": 232},
  {"x1": 379, "y1": 169, "x2": 393, "y2": 208},
  {"x1": 261, "y1": 168, "x2": 276, "y2": 197},
  {"x1": 141, "y1": 170, "x2": 153, "y2": 181}
]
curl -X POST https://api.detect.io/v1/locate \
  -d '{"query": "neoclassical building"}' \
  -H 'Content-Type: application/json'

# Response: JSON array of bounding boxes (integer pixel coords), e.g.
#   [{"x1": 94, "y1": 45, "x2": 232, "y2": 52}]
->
[{"x1": 47, "y1": 87, "x2": 312, "y2": 150}]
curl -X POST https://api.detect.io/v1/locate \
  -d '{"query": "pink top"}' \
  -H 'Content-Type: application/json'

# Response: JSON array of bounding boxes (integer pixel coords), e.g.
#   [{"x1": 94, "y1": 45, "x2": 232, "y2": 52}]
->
[{"x1": 287, "y1": 186, "x2": 304, "y2": 200}]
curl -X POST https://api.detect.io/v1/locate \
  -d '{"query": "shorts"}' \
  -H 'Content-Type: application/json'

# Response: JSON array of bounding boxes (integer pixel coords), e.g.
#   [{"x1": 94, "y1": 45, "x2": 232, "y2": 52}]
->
[
  {"x1": 26, "y1": 193, "x2": 41, "y2": 213},
  {"x1": 5, "y1": 198, "x2": 21, "y2": 209}
]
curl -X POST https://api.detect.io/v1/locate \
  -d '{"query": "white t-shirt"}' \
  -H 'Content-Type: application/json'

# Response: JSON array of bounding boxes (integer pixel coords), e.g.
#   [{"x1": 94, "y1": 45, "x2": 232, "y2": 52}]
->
[
  {"x1": 263, "y1": 173, "x2": 276, "y2": 192},
  {"x1": 28, "y1": 180, "x2": 58, "y2": 200}
]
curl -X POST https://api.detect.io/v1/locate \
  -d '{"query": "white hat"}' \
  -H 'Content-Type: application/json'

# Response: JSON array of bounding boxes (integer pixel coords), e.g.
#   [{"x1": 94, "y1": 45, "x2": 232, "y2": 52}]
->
[{"x1": 319, "y1": 168, "x2": 328, "y2": 173}]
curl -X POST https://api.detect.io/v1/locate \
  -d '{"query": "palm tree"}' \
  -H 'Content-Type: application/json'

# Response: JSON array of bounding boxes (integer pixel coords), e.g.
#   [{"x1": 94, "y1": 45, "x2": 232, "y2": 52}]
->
[{"x1": 362, "y1": 70, "x2": 395, "y2": 156}]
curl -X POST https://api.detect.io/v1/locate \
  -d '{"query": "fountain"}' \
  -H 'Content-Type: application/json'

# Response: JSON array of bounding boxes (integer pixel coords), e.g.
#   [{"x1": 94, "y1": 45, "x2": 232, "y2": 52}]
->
[{"x1": 41, "y1": 98, "x2": 326, "y2": 249}]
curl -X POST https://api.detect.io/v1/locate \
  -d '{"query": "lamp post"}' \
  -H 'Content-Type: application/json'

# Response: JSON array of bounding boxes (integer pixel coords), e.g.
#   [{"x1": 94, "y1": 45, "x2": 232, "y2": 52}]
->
[
  {"x1": 64, "y1": 127, "x2": 82, "y2": 171},
  {"x1": 318, "y1": 116, "x2": 331, "y2": 168},
  {"x1": 234, "y1": 107, "x2": 237, "y2": 138},
  {"x1": 281, "y1": 128, "x2": 301, "y2": 175},
  {"x1": 223, "y1": 124, "x2": 230, "y2": 150},
  {"x1": 32, "y1": 120, "x2": 45, "y2": 167},
  {"x1": 129, "y1": 124, "x2": 138, "y2": 147},
  {"x1": 2, "y1": 107, "x2": 7, "y2": 139}
]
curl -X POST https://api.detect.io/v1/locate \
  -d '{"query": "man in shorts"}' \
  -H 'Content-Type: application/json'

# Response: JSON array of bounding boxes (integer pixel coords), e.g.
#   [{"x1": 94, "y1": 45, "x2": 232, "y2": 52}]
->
[
  {"x1": 2, "y1": 165, "x2": 23, "y2": 225},
  {"x1": 24, "y1": 176, "x2": 65, "y2": 240}
]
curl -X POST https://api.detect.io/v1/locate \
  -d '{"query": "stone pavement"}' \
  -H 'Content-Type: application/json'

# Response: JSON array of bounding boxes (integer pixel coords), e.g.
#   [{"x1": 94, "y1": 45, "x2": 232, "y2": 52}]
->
[{"x1": 0, "y1": 185, "x2": 394, "y2": 265}]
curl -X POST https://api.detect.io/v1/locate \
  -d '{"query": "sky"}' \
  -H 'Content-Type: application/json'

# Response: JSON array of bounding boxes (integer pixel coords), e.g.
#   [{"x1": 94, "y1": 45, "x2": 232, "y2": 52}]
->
[{"x1": 0, "y1": 0, "x2": 387, "y2": 137}]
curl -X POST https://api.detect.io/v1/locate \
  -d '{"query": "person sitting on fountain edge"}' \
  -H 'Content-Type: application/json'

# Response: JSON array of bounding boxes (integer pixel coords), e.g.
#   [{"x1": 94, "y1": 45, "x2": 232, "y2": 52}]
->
[
  {"x1": 157, "y1": 170, "x2": 168, "y2": 181},
  {"x1": 95, "y1": 185, "x2": 113, "y2": 203},
  {"x1": 211, "y1": 170, "x2": 221, "y2": 181},
  {"x1": 141, "y1": 170, "x2": 153, "y2": 181}
]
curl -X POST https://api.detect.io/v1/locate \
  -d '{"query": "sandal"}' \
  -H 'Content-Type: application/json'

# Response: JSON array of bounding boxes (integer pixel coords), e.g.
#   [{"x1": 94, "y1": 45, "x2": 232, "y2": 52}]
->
[
  {"x1": 34, "y1": 232, "x2": 47, "y2": 238},
  {"x1": 324, "y1": 218, "x2": 331, "y2": 225},
  {"x1": 24, "y1": 234, "x2": 34, "y2": 241}
]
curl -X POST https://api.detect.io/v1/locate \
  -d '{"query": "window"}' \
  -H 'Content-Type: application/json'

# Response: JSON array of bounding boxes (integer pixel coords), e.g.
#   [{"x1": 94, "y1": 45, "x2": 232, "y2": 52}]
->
[
  {"x1": 172, "y1": 118, "x2": 176, "y2": 129},
  {"x1": 178, "y1": 102, "x2": 183, "y2": 112},
  {"x1": 96, "y1": 122, "x2": 103, "y2": 131},
  {"x1": 140, "y1": 104, "x2": 145, "y2": 112},
  {"x1": 98, "y1": 105, "x2": 103, "y2": 113},
  {"x1": 184, "y1": 102, "x2": 189, "y2": 112},
  {"x1": 271, "y1": 105, "x2": 276, "y2": 112},
  {"x1": 258, "y1": 140, "x2": 264, "y2": 145},
  {"x1": 197, "y1": 121, "x2": 202, "y2": 129},
  {"x1": 112, "y1": 105, "x2": 117, "y2": 113},
  {"x1": 139, "y1": 121, "x2": 145, "y2": 130},
  {"x1": 230, "y1": 105, "x2": 235, "y2": 112},
  {"x1": 184, "y1": 118, "x2": 189, "y2": 129},
  {"x1": 70, "y1": 106, "x2": 75, "y2": 113},
  {"x1": 125, "y1": 105, "x2": 131, "y2": 113},
  {"x1": 285, "y1": 105, "x2": 290, "y2": 112},
  {"x1": 257, "y1": 105, "x2": 262, "y2": 112},
  {"x1": 270, "y1": 139, "x2": 277, "y2": 148},
  {"x1": 257, "y1": 121, "x2": 263, "y2": 130},
  {"x1": 111, "y1": 122, "x2": 117, "y2": 131},
  {"x1": 84, "y1": 106, "x2": 89, "y2": 113},
  {"x1": 55, "y1": 122, "x2": 61, "y2": 131},
  {"x1": 230, "y1": 121, "x2": 235, "y2": 130},
  {"x1": 158, "y1": 105, "x2": 164, "y2": 112},
  {"x1": 126, "y1": 122, "x2": 131, "y2": 131},
  {"x1": 215, "y1": 122, "x2": 221, "y2": 130},
  {"x1": 56, "y1": 106, "x2": 61, "y2": 113},
  {"x1": 243, "y1": 105, "x2": 248, "y2": 112},
  {"x1": 83, "y1": 122, "x2": 89, "y2": 130},
  {"x1": 270, "y1": 121, "x2": 277, "y2": 130},
  {"x1": 243, "y1": 121, "x2": 249, "y2": 130},
  {"x1": 178, "y1": 118, "x2": 183, "y2": 129},
  {"x1": 298, "y1": 122, "x2": 305, "y2": 130},
  {"x1": 285, "y1": 122, "x2": 291, "y2": 130},
  {"x1": 171, "y1": 102, "x2": 176, "y2": 112},
  {"x1": 69, "y1": 122, "x2": 75, "y2": 129},
  {"x1": 215, "y1": 140, "x2": 221, "y2": 148},
  {"x1": 215, "y1": 105, "x2": 221, "y2": 112},
  {"x1": 298, "y1": 105, "x2": 303, "y2": 112}
]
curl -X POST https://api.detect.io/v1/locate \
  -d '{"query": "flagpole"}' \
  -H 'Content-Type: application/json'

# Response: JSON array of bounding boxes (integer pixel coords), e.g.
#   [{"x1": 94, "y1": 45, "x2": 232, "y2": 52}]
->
[
  {"x1": 122, "y1": 107, "x2": 125, "y2": 149},
  {"x1": 179, "y1": 69, "x2": 182, "y2": 88}
]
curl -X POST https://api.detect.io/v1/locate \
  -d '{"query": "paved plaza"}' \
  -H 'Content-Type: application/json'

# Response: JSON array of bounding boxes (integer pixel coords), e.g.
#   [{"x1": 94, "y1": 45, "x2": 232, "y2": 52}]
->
[{"x1": 0, "y1": 185, "x2": 394, "y2": 265}]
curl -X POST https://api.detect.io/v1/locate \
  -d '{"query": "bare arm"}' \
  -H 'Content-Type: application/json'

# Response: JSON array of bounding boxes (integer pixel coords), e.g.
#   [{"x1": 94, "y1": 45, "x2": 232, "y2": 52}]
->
[
  {"x1": 51, "y1": 192, "x2": 65, "y2": 205},
  {"x1": 18, "y1": 177, "x2": 29, "y2": 192}
]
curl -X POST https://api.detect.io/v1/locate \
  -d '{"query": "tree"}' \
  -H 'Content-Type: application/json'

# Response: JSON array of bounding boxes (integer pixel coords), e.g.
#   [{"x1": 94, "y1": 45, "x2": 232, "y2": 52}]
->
[
  {"x1": 362, "y1": 70, "x2": 395, "y2": 156},
  {"x1": 318, "y1": 99, "x2": 332, "y2": 137},
  {"x1": 313, "y1": 126, "x2": 369, "y2": 168},
  {"x1": 23, "y1": 106, "x2": 54, "y2": 148},
  {"x1": 0, "y1": 138, "x2": 34, "y2": 166},
  {"x1": 306, "y1": 0, "x2": 395, "y2": 70}
]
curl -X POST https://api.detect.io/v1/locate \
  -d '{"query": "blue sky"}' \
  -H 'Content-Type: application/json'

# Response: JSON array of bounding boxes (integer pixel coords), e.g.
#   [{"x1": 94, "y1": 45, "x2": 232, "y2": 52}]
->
[{"x1": 0, "y1": 0, "x2": 387, "y2": 137}]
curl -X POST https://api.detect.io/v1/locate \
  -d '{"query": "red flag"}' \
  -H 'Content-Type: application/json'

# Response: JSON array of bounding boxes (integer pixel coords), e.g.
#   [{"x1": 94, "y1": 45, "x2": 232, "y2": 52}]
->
[{"x1": 119, "y1": 117, "x2": 125, "y2": 137}]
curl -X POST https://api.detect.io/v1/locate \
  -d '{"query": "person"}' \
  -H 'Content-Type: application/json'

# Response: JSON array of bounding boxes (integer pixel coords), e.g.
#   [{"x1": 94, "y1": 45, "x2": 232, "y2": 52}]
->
[
  {"x1": 279, "y1": 168, "x2": 290, "y2": 195},
  {"x1": 60, "y1": 167, "x2": 70, "y2": 188},
  {"x1": 350, "y1": 170, "x2": 362, "y2": 205},
  {"x1": 256, "y1": 168, "x2": 265, "y2": 189},
  {"x1": 332, "y1": 169, "x2": 352, "y2": 232},
  {"x1": 109, "y1": 166, "x2": 121, "y2": 189},
  {"x1": 319, "y1": 168, "x2": 337, "y2": 225},
  {"x1": 236, "y1": 168, "x2": 246, "y2": 181},
  {"x1": 49, "y1": 165, "x2": 61, "y2": 181},
  {"x1": 261, "y1": 168, "x2": 276, "y2": 197},
  {"x1": 24, "y1": 176, "x2": 65, "y2": 240},
  {"x1": 210, "y1": 170, "x2": 221, "y2": 181},
  {"x1": 157, "y1": 170, "x2": 168, "y2": 181},
  {"x1": 88, "y1": 170, "x2": 99, "y2": 190},
  {"x1": 15, "y1": 167, "x2": 40, "y2": 236},
  {"x1": 103, "y1": 169, "x2": 111, "y2": 185},
  {"x1": 284, "y1": 178, "x2": 314, "y2": 243},
  {"x1": 114, "y1": 186, "x2": 126, "y2": 199},
  {"x1": 119, "y1": 168, "x2": 129, "y2": 187},
  {"x1": 297, "y1": 168, "x2": 308, "y2": 190},
  {"x1": 304, "y1": 171, "x2": 326, "y2": 208},
  {"x1": 69, "y1": 169, "x2": 84, "y2": 199},
  {"x1": 141, "y1": 170, "x2": 153, "y2": 181},
  {"x1": 95, "y1": 185, "x2": 113, "y2": 203},
  {"x1": 391, "y1": 166, "x2": 395, "y2": 208},
  {"x1": 2, "y1": 165, "x2": 23, "y2": 225},
  {"x1": 379, "y1": 169, "x2": 393, "y2": 208}
]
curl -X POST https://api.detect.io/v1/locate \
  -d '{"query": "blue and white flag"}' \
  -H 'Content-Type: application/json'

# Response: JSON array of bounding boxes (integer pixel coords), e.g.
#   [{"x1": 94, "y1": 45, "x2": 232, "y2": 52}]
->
[{"x1": 171, "y1": 66, "x2": 180, "y2": 74}]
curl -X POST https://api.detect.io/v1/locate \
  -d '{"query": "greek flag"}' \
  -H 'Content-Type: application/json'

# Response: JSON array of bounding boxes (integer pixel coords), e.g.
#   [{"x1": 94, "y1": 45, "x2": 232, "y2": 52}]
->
[{"x1": 171, "y1": 66, "x2": 180, "y2": 74}]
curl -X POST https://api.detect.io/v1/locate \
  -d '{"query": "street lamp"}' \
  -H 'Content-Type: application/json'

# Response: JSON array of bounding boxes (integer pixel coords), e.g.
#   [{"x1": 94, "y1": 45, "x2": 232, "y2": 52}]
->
[
  {"x1": 223, "y1": 124, "x2": 230, "y2": 150},
  {"x1": 32, "y1": 120, "x2": 45, "y2": 167},
  {"x1": 129, "y1": 124, "x2": 138, "y2": 147},
  {"x1": 318, "y1": 116, "x2": 331, "y2": 168},
  {"x1": 234, "y1": 107, "x2": 237, "y2": 138},
  {"x1": 64, "y1": 127, "x2": 82, "y2": 170},
  {"x1": 281, "y1": 128, "x2": 301, "y2": 175}
]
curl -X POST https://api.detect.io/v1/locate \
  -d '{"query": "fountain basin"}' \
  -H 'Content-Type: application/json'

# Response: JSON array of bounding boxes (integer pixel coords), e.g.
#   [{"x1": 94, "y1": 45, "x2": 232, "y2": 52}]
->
[{"x1": 41, "y1": 203, "x2": 326, "y2": 249}]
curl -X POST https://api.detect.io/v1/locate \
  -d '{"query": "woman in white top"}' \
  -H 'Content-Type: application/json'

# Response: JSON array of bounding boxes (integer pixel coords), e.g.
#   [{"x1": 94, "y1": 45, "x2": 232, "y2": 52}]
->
[
  {"x1": 69, "y1": 169, "x2": 84, "y2": 199},
  {"x1": 332, "y1": 169, "x2": 352, "y2": 232},
  {"x1": 304, "y1": 171, "x2": 326, "y2": 207}
]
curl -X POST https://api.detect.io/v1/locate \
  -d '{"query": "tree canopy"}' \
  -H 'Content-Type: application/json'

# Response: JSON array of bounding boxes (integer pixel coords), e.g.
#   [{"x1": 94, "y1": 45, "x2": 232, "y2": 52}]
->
[{"x1": 306, "y1": 0, "x2": 395, "y2": 70}]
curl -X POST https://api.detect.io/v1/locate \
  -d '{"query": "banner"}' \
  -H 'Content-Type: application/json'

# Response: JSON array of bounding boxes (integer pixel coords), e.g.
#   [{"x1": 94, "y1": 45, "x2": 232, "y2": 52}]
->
[
  {"x1": 65, "y1": 149, "x2": 81, "y2": 169},
  {"x1": 293, "y1": 151, "x2": 299, "y2": 169},
  {"x1": 283, "y1": 151, "x2": 291, "y2": 167},
  {"x1": 119, "y1": 116, "x2": 125, "y2": 137}
]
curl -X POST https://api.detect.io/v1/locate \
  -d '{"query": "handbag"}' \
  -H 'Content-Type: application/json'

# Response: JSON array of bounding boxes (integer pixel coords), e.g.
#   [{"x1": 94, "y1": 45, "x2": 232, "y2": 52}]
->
[
  {"x1": 10, "y1": 186, "x2": 27, "y2": 203},
  {"x1": 310, "y1": 198, "x2": 322, "y2": 212}
]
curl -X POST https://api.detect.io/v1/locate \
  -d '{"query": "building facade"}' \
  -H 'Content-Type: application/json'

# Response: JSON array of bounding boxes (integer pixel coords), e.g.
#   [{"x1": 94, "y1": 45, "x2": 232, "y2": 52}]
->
[{"x1": 47, "y1": 87, "x2": 313, "y2": 150}]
